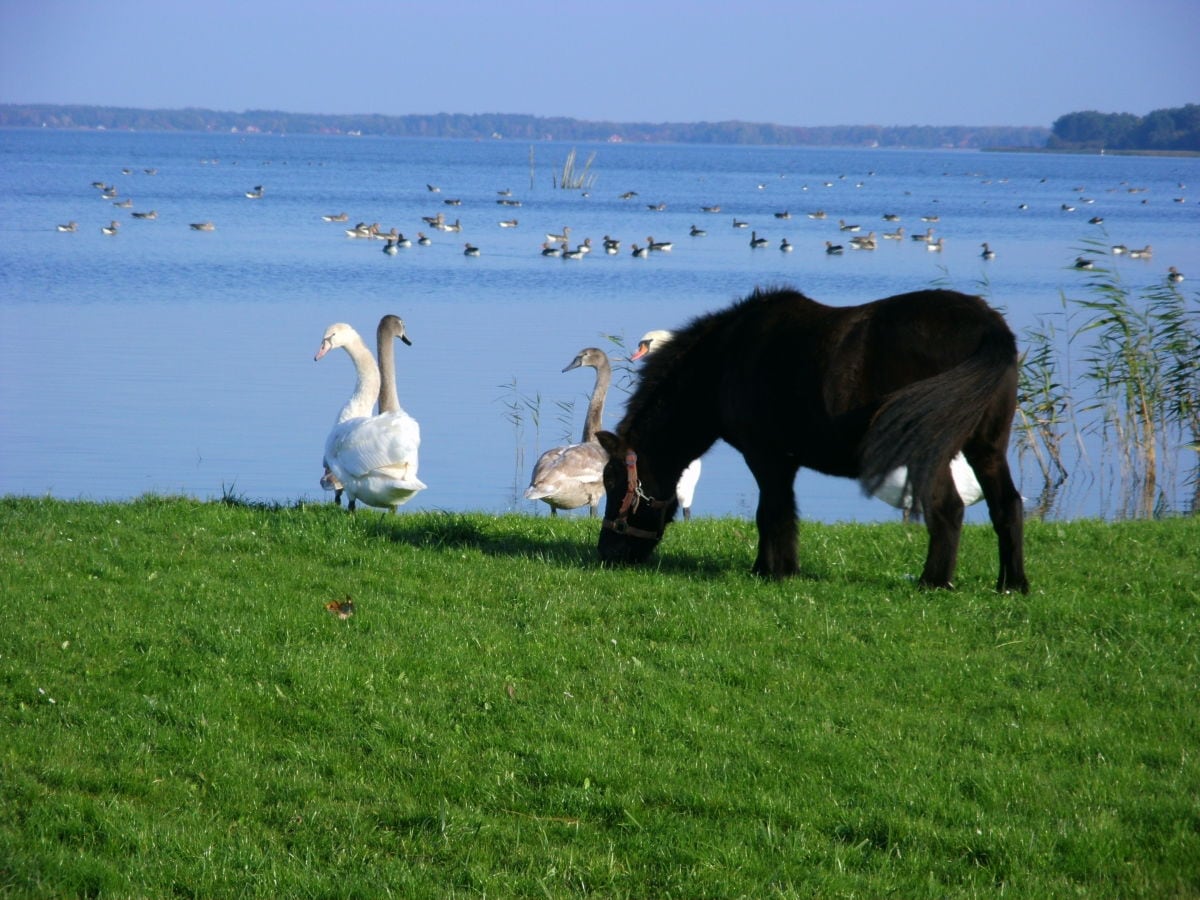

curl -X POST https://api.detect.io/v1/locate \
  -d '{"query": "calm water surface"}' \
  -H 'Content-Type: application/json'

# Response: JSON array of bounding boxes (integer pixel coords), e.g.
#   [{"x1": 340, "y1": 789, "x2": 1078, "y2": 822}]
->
[{"x1": 1, "y1": 129, "x2": 1197, "y2": 521}]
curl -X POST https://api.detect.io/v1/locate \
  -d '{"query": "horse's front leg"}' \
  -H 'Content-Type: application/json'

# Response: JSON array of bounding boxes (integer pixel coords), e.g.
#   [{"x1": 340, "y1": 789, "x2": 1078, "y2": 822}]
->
[{"x1": 745, "y1": 453, "x2": 800, "y2": 578}]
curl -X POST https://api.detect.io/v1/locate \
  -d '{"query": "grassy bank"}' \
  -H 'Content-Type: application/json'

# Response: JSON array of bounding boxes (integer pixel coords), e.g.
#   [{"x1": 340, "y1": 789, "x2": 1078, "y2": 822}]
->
[{"x1": 2, "y1": 497, "x2": 1198, "y2": 898}]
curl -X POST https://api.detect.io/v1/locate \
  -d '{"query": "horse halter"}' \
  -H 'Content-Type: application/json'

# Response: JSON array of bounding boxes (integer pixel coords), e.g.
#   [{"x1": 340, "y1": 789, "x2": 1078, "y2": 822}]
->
[{"x1": 602, "y1": 450, "x2": 675, "y2": 541}]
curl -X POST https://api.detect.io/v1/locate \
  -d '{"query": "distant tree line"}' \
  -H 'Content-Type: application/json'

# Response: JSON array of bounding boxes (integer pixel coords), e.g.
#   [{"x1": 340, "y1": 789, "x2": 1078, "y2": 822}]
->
[
  {"x1": 8, "y1": 102, "x2": 1197, "y2": 151},
  {"x1": 0, "y1": 103, "x2": 1048, "y2": 149},
  {"x1": 1048, "y1": 104, "x2": 1200, "y2": 152}
]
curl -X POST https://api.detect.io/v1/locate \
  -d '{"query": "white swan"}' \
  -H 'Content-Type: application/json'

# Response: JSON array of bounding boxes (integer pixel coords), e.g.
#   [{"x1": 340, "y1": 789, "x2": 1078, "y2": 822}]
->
[
  {"x1": 315, "y1": 322, "x2": 375, "y2": 505},
  {"x1": 524, "y1": 348, "x2": 612, "y2": 516},
  {"x1": 315, "y1": 320, "x2": 425, "y2": 512},
  {"x1": 870, "y1": 453, "x2": 983, "y2": 515},
  {"x1": 630, "y1": 330, "x2": 702, "y2": 520}
]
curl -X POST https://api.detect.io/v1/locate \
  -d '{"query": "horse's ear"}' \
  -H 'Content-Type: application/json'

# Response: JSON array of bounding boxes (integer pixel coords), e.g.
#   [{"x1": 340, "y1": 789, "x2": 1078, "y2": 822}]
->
[{"x1": 595, "y1": 430, "x2": 623, "y2": 459}]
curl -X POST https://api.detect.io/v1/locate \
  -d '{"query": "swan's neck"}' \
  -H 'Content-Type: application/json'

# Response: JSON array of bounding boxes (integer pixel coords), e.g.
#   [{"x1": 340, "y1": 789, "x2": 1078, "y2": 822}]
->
[
  {"x1": 377, "y1": 330, "x2": 399, "y2": 414},
  {"x1": 581, "y1": 359, "x2": 612, "y2": 443},
  {"x1": 336, "y1": 338, "x2": 381, "y2": 423}
]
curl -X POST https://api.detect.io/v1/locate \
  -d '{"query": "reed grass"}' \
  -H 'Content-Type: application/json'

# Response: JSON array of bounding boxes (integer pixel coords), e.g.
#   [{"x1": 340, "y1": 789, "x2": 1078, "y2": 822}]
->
[
  {"x1": 1066, "y1": 247, "x2": 1199, "y2": 517},
  {"x1": 555, "y1": 148, "x2": 597, "y2": 191},
  {"x1": 3, "y1": 496, "x2": 1198, "y2": 898}
]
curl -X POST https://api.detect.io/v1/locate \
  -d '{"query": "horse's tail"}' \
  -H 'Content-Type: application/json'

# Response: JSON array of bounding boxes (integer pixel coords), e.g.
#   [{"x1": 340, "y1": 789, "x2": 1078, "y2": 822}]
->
[{"x1": 858, "y1": 327, "x2": 1018, "y2": 511}]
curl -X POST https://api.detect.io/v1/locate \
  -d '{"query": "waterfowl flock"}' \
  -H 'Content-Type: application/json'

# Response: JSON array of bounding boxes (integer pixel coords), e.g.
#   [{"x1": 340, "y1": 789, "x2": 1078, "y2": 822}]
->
[{"x1": 55, "y1": 156, "x2": 1190, "y2": 296}]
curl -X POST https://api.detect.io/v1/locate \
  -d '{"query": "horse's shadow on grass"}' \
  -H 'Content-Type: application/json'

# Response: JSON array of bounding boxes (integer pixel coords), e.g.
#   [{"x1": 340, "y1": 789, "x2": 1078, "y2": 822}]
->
[
  {"x1": 355, "y1": 509, "x2": 737, "y2": 579},
  {"x1": 348, "y1": 509, "x2": 910, "y2": 589}
]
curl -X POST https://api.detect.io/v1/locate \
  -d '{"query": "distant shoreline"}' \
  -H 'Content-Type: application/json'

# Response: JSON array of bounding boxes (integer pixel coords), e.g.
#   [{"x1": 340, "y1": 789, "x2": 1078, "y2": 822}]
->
[
  {"x1": 986, "y1": 146, "x2": 1200, "y2": 158},
  {"x1": 0, "y1": 102, "x2": 1050, "y2": 151}
]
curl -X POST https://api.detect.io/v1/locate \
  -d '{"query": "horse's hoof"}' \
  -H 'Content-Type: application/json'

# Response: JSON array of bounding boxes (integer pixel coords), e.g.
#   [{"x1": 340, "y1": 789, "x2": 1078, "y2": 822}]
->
[{"x1": 917, "y1": 577, "x2": 955, "y2": 591}]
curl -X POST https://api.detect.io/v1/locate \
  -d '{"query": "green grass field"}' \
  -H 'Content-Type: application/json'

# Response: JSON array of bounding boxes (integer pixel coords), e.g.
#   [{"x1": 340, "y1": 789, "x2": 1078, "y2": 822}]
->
[{"x1": 2, "y1": 496, "x2": 1198, "y2": 898}]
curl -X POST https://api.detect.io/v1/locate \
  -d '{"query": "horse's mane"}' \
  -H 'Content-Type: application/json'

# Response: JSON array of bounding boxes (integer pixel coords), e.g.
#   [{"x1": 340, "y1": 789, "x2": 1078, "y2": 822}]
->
[{"x1": 619, "y1": 285, "x2": 810, "y2": 438}]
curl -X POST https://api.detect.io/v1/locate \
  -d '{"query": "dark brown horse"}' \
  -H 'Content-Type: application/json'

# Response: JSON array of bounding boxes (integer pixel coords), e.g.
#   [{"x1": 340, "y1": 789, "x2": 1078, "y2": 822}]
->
[{"x1": 596, "y1": 286, "x2": 1028, "y2": 592}]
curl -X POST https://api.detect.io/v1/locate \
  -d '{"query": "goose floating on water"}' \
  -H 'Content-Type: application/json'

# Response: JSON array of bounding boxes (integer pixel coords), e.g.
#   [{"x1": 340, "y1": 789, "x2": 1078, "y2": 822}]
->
[{"x1": 56, "y1": 221, "x2": 77, "y2": 232}]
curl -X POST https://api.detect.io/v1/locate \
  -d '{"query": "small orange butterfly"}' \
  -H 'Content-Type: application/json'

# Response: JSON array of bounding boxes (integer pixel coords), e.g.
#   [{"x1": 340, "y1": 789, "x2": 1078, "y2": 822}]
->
[{"x1": 325, "y1": 596, "x2": 355, "y2": 619}]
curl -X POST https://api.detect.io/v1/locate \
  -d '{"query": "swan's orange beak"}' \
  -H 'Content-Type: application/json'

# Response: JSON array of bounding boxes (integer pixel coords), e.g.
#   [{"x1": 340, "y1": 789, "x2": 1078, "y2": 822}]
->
[
  {"x1": 314, "y1": 340, "x2": 331, "y2": 361},
  {"x1": 630, "y1": 342, "x2": 650, "y2": 361}
]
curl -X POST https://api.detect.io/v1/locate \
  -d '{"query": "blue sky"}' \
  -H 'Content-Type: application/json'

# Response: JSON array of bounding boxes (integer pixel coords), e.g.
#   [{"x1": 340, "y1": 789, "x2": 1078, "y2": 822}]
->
[{"x1": 1, "y1": 0, "x2": 1196, "y2": 127}]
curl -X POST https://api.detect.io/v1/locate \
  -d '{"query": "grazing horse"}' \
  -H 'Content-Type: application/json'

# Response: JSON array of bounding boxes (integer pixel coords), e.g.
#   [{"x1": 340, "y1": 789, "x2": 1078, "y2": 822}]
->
[{"x1": 595, "y1": 286, "x2": 1028, "y2": 593}]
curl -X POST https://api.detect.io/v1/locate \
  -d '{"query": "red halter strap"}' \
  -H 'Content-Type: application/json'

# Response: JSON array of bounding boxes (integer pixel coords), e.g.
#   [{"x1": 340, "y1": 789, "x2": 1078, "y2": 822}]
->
[{"x1": 603, "y1": 450, "x2": 674, "y2": 541}]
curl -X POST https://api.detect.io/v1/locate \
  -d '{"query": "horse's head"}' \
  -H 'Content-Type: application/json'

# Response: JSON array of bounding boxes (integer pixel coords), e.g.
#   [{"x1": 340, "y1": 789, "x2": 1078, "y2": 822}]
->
[{"x1": 595, "y1": 430, "x2": 678, "y2": 565}]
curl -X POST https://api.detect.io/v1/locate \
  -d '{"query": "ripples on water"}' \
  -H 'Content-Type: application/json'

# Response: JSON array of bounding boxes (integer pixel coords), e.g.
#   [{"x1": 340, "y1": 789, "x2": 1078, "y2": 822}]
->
[{"x1": 1, "y1": 129, "x2": 1196, "y2": 521}]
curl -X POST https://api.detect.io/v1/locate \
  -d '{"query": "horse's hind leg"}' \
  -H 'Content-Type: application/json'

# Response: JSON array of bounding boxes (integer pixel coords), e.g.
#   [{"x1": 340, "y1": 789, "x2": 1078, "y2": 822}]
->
[
  {"x1": 965, "y1": 447, "x2": 1029, "y2": 593},
  {"x1": 919, "y1": 468, "x2": 965, "y2": 589}
]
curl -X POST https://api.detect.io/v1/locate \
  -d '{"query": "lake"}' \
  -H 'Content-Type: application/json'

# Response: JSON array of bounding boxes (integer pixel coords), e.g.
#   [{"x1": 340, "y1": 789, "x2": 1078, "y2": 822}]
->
[{"x1": 1, "y1": 128, "x2": 1196, "y2": 521}]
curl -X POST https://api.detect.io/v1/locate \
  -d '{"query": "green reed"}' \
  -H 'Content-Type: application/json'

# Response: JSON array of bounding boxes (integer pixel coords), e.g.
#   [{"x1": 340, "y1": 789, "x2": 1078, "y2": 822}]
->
[{"x1": 1067, "y1": 241, "x2": 1199, "y2": 517}]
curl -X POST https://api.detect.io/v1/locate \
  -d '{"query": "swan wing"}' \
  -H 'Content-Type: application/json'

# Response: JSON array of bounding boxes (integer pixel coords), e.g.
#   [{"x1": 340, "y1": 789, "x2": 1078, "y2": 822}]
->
[
  {"x1": 327, "y1": 412, "x2": 421, "y2": 479},
  {"x1": 524, "y1": 441, "x2": 607, "y2": 505}
]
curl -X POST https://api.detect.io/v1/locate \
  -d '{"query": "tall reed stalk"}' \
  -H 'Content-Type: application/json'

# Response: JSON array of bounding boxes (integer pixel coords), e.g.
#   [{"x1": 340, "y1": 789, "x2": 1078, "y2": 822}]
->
[
  {"x1": 496, "y1": 378, "x2": 543, "y2": 502},
  {"x1": 1068, "y1": 246, "x2": 1198, "y2": 518},
  {"x1": 555, "y1": 147, "x2": 597, "y2": 191},
  {"x1": 1016, "y1": 313, "x2": 1074, "y2": 518}
]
